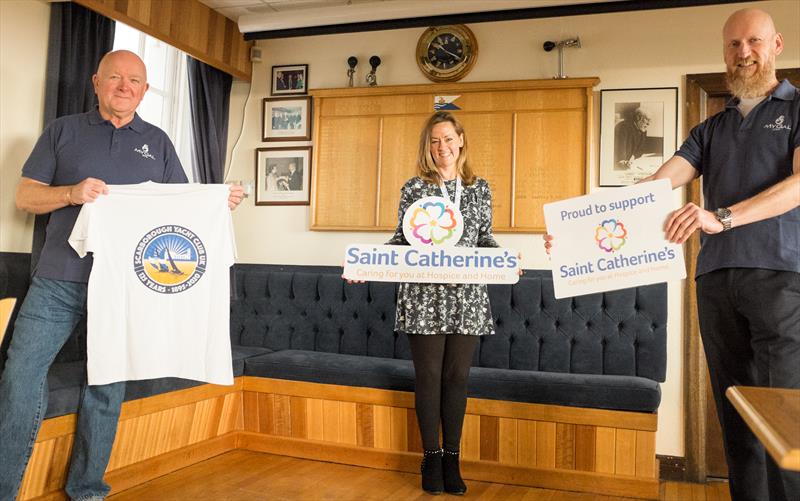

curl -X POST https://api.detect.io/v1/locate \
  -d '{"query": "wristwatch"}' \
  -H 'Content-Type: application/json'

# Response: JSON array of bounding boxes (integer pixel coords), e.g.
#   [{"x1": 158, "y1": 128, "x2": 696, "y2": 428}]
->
[{"x1": 715, "y1": 207, "x2": 732, "y2": 231}]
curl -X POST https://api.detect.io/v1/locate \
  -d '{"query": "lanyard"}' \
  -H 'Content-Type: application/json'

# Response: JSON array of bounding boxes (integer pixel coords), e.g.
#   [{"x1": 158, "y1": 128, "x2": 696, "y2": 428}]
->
[{"x1": 439, "y1": 177, "x2": 462, "y2": 209}]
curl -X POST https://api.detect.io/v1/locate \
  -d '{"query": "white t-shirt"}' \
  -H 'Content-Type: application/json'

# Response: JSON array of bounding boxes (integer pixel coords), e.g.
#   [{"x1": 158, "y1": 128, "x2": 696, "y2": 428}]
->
[{"x1": 69, "y1": 182, "x2": 236, "y2": 386}]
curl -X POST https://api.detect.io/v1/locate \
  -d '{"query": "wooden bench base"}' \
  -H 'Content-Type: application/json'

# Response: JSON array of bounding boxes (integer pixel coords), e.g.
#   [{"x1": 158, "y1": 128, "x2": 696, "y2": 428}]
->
[{"x1": 20, "y1": 377, "x2": 658, "y2": 500}]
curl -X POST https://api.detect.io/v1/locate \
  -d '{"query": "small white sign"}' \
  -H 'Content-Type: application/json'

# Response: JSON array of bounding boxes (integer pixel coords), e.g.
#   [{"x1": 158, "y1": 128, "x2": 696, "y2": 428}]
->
[
  {"x1": 543, "y1": 179, "x2": 685, "y2": 298},
  {"x1": 342, "y1": 244, "x2": 519, "y2": 284}
]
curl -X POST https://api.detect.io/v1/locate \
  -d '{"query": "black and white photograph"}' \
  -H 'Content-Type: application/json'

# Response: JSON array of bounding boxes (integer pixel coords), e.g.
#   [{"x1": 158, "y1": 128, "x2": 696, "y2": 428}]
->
[
  {"x1": 599, "y1": 88, "x2": 677, "y2": 186},
  {"x1": 255, "y1": 146, "x2": 312, "y2": 205},
  {"x1": 270, "y1": 64, "x2": 308, "y2": 95},
  {"x1": 262, "y1": 96, "x2": 311, "y2": 141}
]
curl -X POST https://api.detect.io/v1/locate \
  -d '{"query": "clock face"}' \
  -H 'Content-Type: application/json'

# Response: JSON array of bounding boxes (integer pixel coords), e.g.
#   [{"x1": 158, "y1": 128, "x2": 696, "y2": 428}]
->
[{"x1": 416, "y1": 25, "x2": 478, "y2": 83}]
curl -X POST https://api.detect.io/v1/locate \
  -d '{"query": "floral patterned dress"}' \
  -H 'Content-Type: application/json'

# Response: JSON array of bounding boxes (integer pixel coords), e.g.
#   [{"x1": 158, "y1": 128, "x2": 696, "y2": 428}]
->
[{"x1": 386, "y1": 176, "x2": 498, "y2": 336}]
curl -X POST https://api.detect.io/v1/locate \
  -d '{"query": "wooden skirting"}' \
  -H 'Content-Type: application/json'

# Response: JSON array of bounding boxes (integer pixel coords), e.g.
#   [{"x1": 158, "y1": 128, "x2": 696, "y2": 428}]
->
[
  {"x1": 19, "y1": 383, "x2": 243, "y2": 500},
  {"x1": 240, "y1": 377, "x2": 658, "y2": 499},
  {"x1": 19, "y1": 376, "x2": 659, "y2": 500}
]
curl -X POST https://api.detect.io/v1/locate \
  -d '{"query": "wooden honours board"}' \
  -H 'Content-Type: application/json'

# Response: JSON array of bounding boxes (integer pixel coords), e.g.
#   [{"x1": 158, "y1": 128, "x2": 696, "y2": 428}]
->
[{"x1": 310, "y1": 78, "x2": 598, "y2": 232}]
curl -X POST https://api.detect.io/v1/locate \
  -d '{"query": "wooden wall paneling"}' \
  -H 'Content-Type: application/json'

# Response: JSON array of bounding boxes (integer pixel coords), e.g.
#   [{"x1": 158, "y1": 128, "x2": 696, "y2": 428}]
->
[
  {"x1": 513, "y1": 109, "x2": 586, "y2": 231},
  {"x1": 372, "y1": 404, "x2": 393, "y2": 450},
  {"x1": 517, "y1": 419, "x2": 537, "y2": 467},
  {"x1": 356, "y1": 403, "x2": 375, "y2": 448},
  {"x1": 555, "y1": 423, "x2": 576, "y2": 469},
  {"x1": 307, "y1": 398, "x2": 325, "y2": 441},
  {"x1": 406, "y1": 409, "x2": 423, "y2": 453},
  {"x1": 339, "y1": 401, "x2": 357, "y2": 445},
  {"x1": 457, "y1": 113, "x2": 514, "y2": 230},
  {"x1": 377, "y1": 115, "x2": 427, "y2": 228},
  {"x1": 310, "y1": 79, "x2": 597, "y2": 233},
  {"x1": 480, "y1": 415, "x2": 500, "y2": 461},
  {"x1": 257, "y1": 393, "x2": 275, "y2": 435},
  {"x1": 243, "y1": 391, "x2": 259, "y2": 432},
  {"x1": 389, "y1": 406, "x2": 407, "y2": 451},
  {"x1": 461, "y1": 414, "x2": 481, "y2": 461},
  {"x1": 536, "y1": 421, "x2": 557, "y2": 468},
  {"x1": 574, "y1": 424, "x2": 596, "y2": 472},
  {"x1": 313, "y1": 117, "x2": 381, "y2": 228},
  {"x1": 498, "y1": 417, "x2": 518, "y2": 465},
  {"x1": 615, "y1": 428, "x2": 637, "y2": 475},
  {"x1": 74, "y1": 0, "x2": 252, "y2": 80},
  {"x1": 273, "y1": 394, "x2": 292, "y2": 437},
  {"x1": 322, "y1": 399, "x2": 341, "y2": 442},
  {"x1": 290, "y1": 396, "x2": 308, "y2": 439},
  {"x1": 635, "y1": 430, "x2": 657, "y2": 478}
]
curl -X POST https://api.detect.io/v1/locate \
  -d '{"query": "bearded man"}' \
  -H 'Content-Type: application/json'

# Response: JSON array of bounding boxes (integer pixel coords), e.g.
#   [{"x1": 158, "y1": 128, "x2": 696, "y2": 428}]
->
[
  {"x1": 642, "y1": 7, "x2": 799, "y2": 501},
  {"x1": 541, "y1": 6, "x2": 798, "y2": 500}
]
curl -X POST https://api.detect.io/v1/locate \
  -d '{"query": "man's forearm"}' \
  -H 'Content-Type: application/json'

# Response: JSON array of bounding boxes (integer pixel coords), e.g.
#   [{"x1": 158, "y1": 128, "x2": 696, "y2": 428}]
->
[
  {"x1": 728, "y1": 172, "x2": 800, "y2": 229},
  {"x1": 15, "y1": 178, "x2": 73, "y2": 215}
]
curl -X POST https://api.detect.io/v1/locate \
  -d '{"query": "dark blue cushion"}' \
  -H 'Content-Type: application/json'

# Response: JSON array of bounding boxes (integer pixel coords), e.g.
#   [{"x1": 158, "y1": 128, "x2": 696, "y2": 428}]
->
[{"x1": 244, "y1": 349, "x2": 661, "y2": 412}]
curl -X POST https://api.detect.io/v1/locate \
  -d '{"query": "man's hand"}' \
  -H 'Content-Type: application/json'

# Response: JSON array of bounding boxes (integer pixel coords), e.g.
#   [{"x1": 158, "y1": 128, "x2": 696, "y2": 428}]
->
[
  {"x1": 665, "y1": 202, "x2": 723, "y2": 243},
  {"x1": 228, "y1": 184, "x2": 245, "y2": 210},
  {"x1": 543, "y1": 234, "x2": 555, "y2": 256},
  {"x1": 69, "y1": 178, "x2": 108, "y2": 205}
]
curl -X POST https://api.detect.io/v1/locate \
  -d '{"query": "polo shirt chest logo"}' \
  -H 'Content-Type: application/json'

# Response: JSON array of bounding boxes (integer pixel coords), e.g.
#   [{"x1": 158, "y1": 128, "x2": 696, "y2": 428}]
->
[
  {"x1": 134, "y1": 143, "x2": 156, "y2": 160},
  {"x1": 763, "y1": 115, "x2": 791, "y2": 132}
]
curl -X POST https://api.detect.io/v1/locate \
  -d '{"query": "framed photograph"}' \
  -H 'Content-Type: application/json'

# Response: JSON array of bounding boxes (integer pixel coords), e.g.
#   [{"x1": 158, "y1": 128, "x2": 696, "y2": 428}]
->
[
  {"x1": 271, "y1": 64, "x2": 308, "y2": 96},
  {"x1": 599, "y1": 87, "x2": 678, "y2": 187},
  {"x1": 255, "y1": 146, "x2": 312, "y2": 206},
  {"x1": 262, "y1": 97, "x2": 312, "y2": 141}
]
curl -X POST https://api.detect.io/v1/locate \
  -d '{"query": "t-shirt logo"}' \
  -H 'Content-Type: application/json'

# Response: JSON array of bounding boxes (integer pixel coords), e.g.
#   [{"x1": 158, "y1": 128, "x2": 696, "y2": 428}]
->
[
  {"x1": 133, "y1": 225, "x2": 206, "y2": 294},
  {"x1": 763, "y1": 115, "x2": 791, "y2": 131},
  {"x1": 134, "y1": 143, "x2": 156, "y2": 160}
]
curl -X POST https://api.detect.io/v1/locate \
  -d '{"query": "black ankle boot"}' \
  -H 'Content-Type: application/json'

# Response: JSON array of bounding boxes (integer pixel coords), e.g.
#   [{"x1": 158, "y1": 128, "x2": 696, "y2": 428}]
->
[
  {"x1": 420, "y1": 448, "x2": 444, "y2": 494},
  {"x1": 442, "y1": 449, "x2": 467, "y2": 495}
]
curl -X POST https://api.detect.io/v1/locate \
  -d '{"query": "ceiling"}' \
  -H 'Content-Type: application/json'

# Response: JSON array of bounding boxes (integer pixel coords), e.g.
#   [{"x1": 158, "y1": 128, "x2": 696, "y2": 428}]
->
[
  {"x1": 197, "y1": 0, "x2": 740, "y2": 39},
  {"x1": 198, "y1": 0, "x2": 621, "y2": 24}
]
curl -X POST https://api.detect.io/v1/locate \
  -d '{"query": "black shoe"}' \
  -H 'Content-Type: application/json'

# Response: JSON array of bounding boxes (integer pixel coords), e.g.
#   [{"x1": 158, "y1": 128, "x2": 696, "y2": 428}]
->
[
  {"x1": 421, "y1": 448, "x2": 444, "y2": 494},
  {"x1": 442, "y1": 449, "x2": 467, "y2": 495}
]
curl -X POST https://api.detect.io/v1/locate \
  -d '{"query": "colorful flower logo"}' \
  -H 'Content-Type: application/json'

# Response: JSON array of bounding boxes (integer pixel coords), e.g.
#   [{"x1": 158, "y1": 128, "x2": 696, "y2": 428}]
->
[
  {"x1": 402, "y1": 196, "x2": 463, "y2": 247},
  {"x1": 595, "y1": 219, "x2": 627, "y2": 253}
]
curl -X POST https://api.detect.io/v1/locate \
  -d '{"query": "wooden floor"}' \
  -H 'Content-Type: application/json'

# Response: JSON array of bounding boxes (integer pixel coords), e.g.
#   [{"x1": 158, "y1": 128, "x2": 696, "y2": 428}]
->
[{"x1": 107, "y1": 450, "x2": 731, "y2": 501}]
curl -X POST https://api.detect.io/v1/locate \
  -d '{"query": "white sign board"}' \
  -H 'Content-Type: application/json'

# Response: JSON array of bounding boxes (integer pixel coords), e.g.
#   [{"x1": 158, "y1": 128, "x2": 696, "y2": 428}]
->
[
  {"x1": 343, "y1": 244, "x2": 519, "y2": 284},
  {"x1": 543, "y1": 179, "x2": 685, "y2": 298},
  {"x1": 343, "y1": 194, "x2": 519, "y2": 284}
]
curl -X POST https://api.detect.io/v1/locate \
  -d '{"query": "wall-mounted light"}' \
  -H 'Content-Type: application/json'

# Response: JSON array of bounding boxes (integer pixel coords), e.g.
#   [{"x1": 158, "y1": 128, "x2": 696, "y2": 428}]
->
[{"x1": 543, "y1": 37, "x2": 581, "y2": 79}]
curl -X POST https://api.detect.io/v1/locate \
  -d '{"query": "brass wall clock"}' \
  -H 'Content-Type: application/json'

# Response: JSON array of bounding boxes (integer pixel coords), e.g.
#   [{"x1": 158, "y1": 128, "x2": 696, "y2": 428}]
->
[{"x1": 416, "y1": 25, "x2": 478, "y2": 83}]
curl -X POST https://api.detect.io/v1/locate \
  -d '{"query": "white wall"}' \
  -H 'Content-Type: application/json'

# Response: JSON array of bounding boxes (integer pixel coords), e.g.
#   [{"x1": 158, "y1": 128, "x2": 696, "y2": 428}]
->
[
  {"x1": 1, "y1": 0, "x2": 799, "y2": 459},
  {"x1": 222, "y1": 0, "x2": 800, "y2": 458},
  {"x1": 0, "y1": 0, "x2": 49, "y2": 252}
]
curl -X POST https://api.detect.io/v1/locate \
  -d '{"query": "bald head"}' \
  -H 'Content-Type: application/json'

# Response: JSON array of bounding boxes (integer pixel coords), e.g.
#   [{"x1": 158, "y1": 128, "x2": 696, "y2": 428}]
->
[
  {"x1": 96, "y1": 50, "x2": 147, "y2": 82},
  {"x1": 92, "y1": 50, "x2": 149, "y2": 126},
  {"x1": 722, "y1": 8, "x2": 783, "y2": 98}
]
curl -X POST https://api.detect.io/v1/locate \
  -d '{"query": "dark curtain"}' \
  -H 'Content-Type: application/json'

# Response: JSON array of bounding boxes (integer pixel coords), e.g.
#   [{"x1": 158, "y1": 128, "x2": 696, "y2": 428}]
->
[
  {"x1": 187, "y1": 56, "x2": 232, "y2": 184},
  {"x1": 31, "y1": 3, "x2": 114, "y2": 274}
]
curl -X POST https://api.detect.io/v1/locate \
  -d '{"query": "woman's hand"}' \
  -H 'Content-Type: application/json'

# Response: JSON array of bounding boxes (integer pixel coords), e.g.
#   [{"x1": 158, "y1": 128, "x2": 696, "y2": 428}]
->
[{"x1": 341, "y1": 261, "x2": 366, "y2": 284}]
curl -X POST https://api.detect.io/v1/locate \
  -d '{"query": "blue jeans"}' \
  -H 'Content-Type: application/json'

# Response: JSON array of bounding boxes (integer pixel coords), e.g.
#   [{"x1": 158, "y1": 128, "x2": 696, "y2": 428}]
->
[{"x1": 0, "y1": 277, "x2": 125, "y2": 501}]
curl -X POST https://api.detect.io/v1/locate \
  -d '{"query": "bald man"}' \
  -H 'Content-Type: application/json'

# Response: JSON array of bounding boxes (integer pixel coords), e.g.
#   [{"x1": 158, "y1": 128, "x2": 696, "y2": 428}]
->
[
  {"x1": 546, "y1": 8, "x2": 798, "y2": 500},
  {"x1": 646, "y1": 8, "x2": 798, "y2": 501},
  {"x1": 0, "y1": 51, "x2": 243, "y2": 500}
]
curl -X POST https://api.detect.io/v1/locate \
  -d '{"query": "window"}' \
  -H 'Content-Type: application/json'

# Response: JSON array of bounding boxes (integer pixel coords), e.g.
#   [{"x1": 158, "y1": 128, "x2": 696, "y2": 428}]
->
[{"x1": 113, "y1": 22, "x2": 195, "y2": 182}]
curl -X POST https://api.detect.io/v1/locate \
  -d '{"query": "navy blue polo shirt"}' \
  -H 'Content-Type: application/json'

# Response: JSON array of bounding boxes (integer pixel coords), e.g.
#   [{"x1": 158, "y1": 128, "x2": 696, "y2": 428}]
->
[
  {"x1": 22, "y1": 108, "x2": 188, "y2": 283},
  {"x1": 674, "y1": 79, "x2": 800, "y2": 277}
]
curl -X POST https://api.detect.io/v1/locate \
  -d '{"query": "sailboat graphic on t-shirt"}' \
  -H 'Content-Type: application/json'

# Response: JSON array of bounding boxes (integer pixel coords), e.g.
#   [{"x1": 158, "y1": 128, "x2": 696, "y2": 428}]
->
[{"x1": 150, "y1": 248, "x2": 184, "y2": 275}]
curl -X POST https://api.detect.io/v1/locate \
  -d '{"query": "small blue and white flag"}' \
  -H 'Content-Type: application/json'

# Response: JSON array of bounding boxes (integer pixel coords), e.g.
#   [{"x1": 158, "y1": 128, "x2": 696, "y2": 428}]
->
[{"x1": 434, "y1": 95, "x2": 461, "y2": 111}]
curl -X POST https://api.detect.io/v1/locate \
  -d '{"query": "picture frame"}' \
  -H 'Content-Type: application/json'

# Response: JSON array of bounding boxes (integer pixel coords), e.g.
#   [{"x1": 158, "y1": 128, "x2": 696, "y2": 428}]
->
[
  {"x1": 599, "y1": 87, "x2": 678, "y2": 187},
  {"x1": 270, "y1": 64, "x2": 308, "y2": 96},
  {"x1": 255, "y1": 146, "x2": 313, "y2": 206},
  {"x1": 262, "y1": 96, "x2": 312, "y2": 142}
]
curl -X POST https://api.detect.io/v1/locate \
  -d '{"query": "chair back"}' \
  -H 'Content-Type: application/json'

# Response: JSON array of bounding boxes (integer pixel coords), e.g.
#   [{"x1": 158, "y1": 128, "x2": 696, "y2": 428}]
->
[{"x1": 0, "y1": 298, "x2": 16, "y2": 345}]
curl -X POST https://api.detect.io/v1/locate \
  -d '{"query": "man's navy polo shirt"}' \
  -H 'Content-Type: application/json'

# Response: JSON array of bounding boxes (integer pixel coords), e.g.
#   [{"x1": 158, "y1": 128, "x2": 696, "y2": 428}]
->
[
  {"x1": 674, "y1": 79, "x2": 800, "y2": 277},
  {"x1": 22, "y1": 108, "x2": 188, "y2": 283}
]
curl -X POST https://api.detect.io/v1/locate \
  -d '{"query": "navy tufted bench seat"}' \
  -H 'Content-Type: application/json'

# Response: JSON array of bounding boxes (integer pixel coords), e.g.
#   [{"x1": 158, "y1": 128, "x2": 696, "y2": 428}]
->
[{"x1": 231, "y1": 264, "x2": 667, "y2": 413}]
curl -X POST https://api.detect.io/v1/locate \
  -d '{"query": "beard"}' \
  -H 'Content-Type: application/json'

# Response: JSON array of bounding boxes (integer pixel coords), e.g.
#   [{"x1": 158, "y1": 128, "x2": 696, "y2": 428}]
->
[{"x1": 726, "y1": 56, "x2": 776, "y2": 99}]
